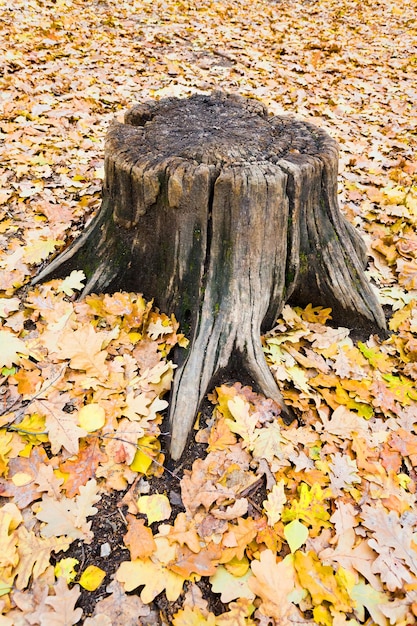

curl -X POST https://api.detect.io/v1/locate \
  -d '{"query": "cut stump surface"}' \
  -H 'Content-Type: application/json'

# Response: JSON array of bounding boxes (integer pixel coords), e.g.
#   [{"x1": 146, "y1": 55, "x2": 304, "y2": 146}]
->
[{"x1": 34, "y1": 92, "x2": 386, "y2": 459}]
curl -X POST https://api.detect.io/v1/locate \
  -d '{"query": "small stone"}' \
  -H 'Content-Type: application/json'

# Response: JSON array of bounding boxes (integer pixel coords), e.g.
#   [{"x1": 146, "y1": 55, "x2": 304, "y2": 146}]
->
[{"x1": 100, "y1": 542, "x2": 111, "y2": 557}]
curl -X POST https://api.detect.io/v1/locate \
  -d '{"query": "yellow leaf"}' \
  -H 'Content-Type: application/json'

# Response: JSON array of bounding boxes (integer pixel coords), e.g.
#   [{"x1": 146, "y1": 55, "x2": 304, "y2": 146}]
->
[
  {"x1": 263, "y1": 480, "x2": 286, "y2": 526},
  {"x1": 0, "y1": 429, "x2": 18, "y2": 477},
  {"x1": 284, "y1": 520, "x2": 309, "y2": 553},
  {"x1": 79, "y1": 565, "x2": 106, "y2": 591},
  {"x1": 116, "y1": 557, "x2": 185, "y2": 603},
  {"x1": 130, "y1": 436, "x2": 160, "y2": 474},
  {"x1": 0, "y1": 330, "x2": 29, "y2": 369},
  {"x1": 58, "y1": 270, "x2": 86, "y2": 296},
  {"x1": 210, "y1": 565, "x2": 255, "y2": 603},
  {"x1": 78, "y1": 404, "x2": 106, "y2": 432},
  {"x1": 281, "y1": 483, "x2": 331, "y2": 536},
  {"x1": 172, "y1": 606, "x2": 217, "y2": 626},
  {"x1": 225, "y1": 395, "x2": 257, "y2": 447},
  {"x1": 23, "y1": 238, "x2": 63, "y2": 264},
  {"x1": 294, "y1": 551, "x2": 353, "y2": 612},
  {"x1": 11, "y1": 472, "x2": 33, "y2": 486},
  {"x1": 224, "y1": 555, "x2": 250, "y2": 577},
  {"x1": 137, "y1": 494, "x2": 172, "y2": 524},
  {"x1": 296, "y1": 303, "x2": 332, "y2": 324},
  {"x1": 55, "y1": 557, "x2": 79, "y2": 583}
]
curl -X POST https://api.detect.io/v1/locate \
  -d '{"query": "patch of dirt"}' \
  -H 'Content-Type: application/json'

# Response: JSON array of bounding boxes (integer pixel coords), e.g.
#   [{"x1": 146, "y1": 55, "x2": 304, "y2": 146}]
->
[
  {"x1": 51, "y1": 490, "x2": 130, "y2": 619},
  {"x1": 53, "y1": 398, "x2": 231, "y2": 623}
]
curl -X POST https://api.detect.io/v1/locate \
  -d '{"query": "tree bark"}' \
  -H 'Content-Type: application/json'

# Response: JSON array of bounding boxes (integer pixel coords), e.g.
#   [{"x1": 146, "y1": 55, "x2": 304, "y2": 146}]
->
[{"x1": 34, "y1": 92, "x2": 386, "y2": 460}]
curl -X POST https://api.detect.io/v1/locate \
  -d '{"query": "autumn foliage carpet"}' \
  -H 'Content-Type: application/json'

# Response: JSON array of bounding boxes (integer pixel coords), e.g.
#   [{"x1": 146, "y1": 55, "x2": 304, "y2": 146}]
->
[{"x1": 1, "y1": 0, "x2": 417, "y2": 624}]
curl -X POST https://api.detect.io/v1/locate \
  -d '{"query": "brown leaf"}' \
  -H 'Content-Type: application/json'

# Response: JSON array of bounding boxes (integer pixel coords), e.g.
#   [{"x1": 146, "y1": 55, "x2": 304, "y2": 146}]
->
[
  {"x1": 92, "y1": 579, "x2": 154, "y2": 625},
  {"x1": 39, "y1": 577, "x2": 83, "y2": 625},
  {"x1": 169, "y1": 543, "x2": 221, "y2": 577},
  {"x1": 31, "y1": 392, "x2": 87, "y2": 455}
]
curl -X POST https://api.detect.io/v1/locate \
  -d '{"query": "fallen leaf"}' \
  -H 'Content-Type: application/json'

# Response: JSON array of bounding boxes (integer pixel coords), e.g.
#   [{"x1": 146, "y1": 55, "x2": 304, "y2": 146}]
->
[
  {"x1": 284, "y1": 519, "x2": 309, "y2": 553},
  {"x1": 209, "y1": 565, "x2": 255, "y2": 603},
  {"x1": 116, "y1": 557, "x2": 185, "y2": 603},
  {"x1": 77, "y1": 403, "x2": 106, "y2": 432},
  {"x1": 79, "y1": 565, "x2": 106, "y2": 591},
  {"x1": 39, "y1": 577, "x2": 83, "y2": 625},
  {"x1": 136, "y1": 494, "x2": 172, "y2": 525},
  {"x1": 0, "y1": 330, "x2": 29, "y2": 368},
  {"x1": 123, "y1": 515, "x2": 156, "y2": 560},
  {"x1": 249, "y1": 550, "x2": 302, "y2": 623}
]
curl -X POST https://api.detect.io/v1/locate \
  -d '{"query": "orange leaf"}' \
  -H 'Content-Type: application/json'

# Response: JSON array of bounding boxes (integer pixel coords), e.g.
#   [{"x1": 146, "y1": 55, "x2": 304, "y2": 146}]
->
[
  {"x1": 165, "y1": 512, "x2": 201, "y2": 553},
  {"x1": 207, "y1": 416, "x2": 237, "y2": 452},
  {"x1": 123, "y1": 514, "x2": 156, "y2": 560},
  {"x1": 59, "y1": 438, "x2": 108, "y2": 497},
  {"x1": 219, "y1": 517, "x2": 258, "y2": 563}
]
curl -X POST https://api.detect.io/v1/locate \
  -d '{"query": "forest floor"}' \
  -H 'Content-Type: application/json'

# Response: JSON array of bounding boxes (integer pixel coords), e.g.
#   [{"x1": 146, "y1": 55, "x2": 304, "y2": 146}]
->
[{"x1": 1, "y1": 0, "x2": 417, "y2": 624}]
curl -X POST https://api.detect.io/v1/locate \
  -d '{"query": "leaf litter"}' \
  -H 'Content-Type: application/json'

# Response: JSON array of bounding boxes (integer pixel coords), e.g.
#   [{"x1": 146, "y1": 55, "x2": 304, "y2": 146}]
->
[{"x1": 1, "y1": 0, "x2": 417, "y2": 623}]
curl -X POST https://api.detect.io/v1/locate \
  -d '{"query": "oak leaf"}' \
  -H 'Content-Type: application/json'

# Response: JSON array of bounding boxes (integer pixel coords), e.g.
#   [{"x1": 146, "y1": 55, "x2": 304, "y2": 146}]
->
[
  {"x1": 0, "y1": 446, "x2": 48, "y2": 507},
  {"x1": 58, "y1": 270, "x2": 86, "y2": 296},
  {"x1": 215, "y1": 599, "x2": 256, "y2": 625},
  {"x1": 23, "y1": 238, "x2": 63, "y2": 264},
  {"x1": 361, "y1": 503, "x2": 417, "y2": 589},
  {"x1": 211, "y1": 498, "x2": 248, "y2": 520},
  {"x1": 281, "y1": 482, "x2": 331, "y2": 536},
  {"x1": 12, "y1": 366, "x2": 42, "y2": 396},
  {"x1": 320, "y1": 526, "x2": 382, "y2": 590},
  {"x1": 207, "y1": 416, "x2": 237, "y2": 452},
  {"x1": 397, "y1": 258, "x2": 417, "y2": 290},
  {"x1": 0, "y1": 503, "x2": 21, "y2": 575},
  {"x1": 123, "y1": 514, "x2": 156, "y2": 560},
  {"x1": 116, "y1": 556, "x2": 185, "y2": 603},
  {"x1": 328, "y1": 452, "x2": 361, "y2": 496},
  {"x1": 180, "y1": 457, "x2": 236, "y2": 515},
  {"x1": 59, "y1": 439, "x2": 107, "y2": 497},
  {"x1": 172, "y1": 606, "x2": 216, "y2": 626},
  {"x1": 0, "y1": 329, "x2": 29, "y2": 368},
  {"x1": 350, "y1": 581, "x2": 390, "y2": 626},
  {"x1": 252, "y1": 421, "x2": 290, "y2": 463},
  {"x1": 294, "y1": 550, "x2": 353, "y2": 612},
  {"x1": 169, "y1": 543, "x2": 221, "y2": 577},
  {"x1": 249, "y1": 550, "x2": 302, "y2": 623},
  {"x1": 15, "y1": 526, "x2": 71, "y2": 590},
  {"x1": 57, "y1": 324, "x2": 111, "y2": 379},
  {"x1": 209, "y1": 566, "x2": 255, "y2": 603},
  {"x1": 0, "y1": 297, "x2": 20, "y2": 317},
  {"x1": 31, "y1": 393, "x2": 87, "y2": 455},
  {"x1": 263, "y1": 480, "x2": 286, "y2": 526},
  {"x1": 219, "y1": 517, "x2": 258, "y2": 563},
  {"x1": 92, "y1": 579, "x2": 153, "y2": 625},
  {"x1": 358, "y1": 341, "x2": 394, "y2": 372},
  {"x1": 389, "y1": 428, "x2": 417, "y2": 465},
  {"x1": 162, "y1": 512, "x2": 201, "y2": 553},
  {"x1": 36, "y1": 478, "x2": 100, "y2": 542},
  {"x1": 39, "y1": 577, "x2": 83, "y2": 626}
]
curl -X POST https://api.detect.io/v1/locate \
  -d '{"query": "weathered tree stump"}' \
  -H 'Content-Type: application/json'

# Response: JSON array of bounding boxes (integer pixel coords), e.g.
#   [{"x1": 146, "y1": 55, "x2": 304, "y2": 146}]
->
[{"x1": 34, "y1": 92, "x2": 386, "y2": 459}]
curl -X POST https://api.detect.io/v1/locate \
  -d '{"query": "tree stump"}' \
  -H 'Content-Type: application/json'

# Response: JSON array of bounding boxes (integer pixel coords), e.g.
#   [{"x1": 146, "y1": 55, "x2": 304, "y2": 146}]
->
[{"x1": 34, "y1": 92, "x2": 386, "y2": 459}]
